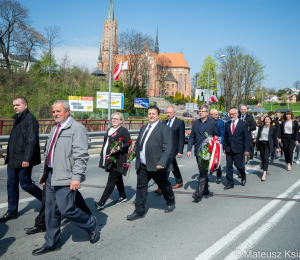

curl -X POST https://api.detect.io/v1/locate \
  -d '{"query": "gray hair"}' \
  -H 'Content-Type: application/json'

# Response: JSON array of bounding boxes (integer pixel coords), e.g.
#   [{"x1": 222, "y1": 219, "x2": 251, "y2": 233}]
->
[
  {"x1": 199, "y1": 104, "x2": 209, "y2": 112},
  {"x1": 53, "y1": 100, "x2": 70, "y2": 111},
  {"x1": 166, "y1": 106, "x2": 175, "y2": 112},
  {"x1": 230, "y1": 108, "x2": 238, "y2": 114}
]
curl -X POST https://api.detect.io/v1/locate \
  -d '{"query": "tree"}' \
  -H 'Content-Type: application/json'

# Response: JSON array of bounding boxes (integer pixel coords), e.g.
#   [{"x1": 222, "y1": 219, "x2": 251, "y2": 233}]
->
[
  {"x1": 191, "y1": 72, "x2": 199, "y2": 94},
  {"x1": 281, "y1": 96, "x2": 288, "y2": 104},
  {"x1": 277, "y1": 89, "x2": 285, "y2": 97},
  {"x1": 254, "y1": 86, "x2": 268, "y2": 101},
  {"x1": 293, "y1": 80, "x2": 300, "y2": 89},
  {"x1": 156, "y1": 54, "x2": 171, "y2": 97},
  {"x1": 297, "y1": 92, "x2": 300, "y2": 102}
]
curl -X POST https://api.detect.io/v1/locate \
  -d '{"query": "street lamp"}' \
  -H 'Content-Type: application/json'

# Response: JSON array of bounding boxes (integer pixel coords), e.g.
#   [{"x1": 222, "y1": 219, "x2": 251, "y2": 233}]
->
[{"x1": 220, "y1": 54, "x2": 226, "y2": 112}]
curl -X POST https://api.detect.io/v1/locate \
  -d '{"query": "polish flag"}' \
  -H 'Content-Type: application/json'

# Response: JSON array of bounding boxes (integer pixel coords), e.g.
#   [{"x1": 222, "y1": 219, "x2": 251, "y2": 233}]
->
[
  {"x1": 209, "y1": 95, "x2": 218, "y2": 103},
  {"x1": 114, "y1": 60, "x2": 128, "y2": 81},
  {"x1": 257, "y1": 103, "x2": 262, "y2": 108}
]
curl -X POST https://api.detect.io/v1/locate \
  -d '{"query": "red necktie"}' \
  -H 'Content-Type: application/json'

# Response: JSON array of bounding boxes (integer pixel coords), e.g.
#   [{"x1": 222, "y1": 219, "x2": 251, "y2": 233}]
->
[
  {"x1": 46, "y1": 124, "x2": 61, "y2": 166},
  {"x1": 232, "y1": 121, "x2": 235, "y2": 134}
]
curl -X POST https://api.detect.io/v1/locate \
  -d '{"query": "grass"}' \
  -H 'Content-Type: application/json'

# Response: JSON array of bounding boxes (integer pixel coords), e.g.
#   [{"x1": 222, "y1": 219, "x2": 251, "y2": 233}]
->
[{"x1": 261, "y1": 103, "x2": 300, "y2": 116}]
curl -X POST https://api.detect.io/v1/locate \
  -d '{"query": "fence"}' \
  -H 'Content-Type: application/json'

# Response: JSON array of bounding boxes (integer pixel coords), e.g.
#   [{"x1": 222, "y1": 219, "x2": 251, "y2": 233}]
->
[{"x1": 0, "y1": 119, "x2": 194, "y2": 135}]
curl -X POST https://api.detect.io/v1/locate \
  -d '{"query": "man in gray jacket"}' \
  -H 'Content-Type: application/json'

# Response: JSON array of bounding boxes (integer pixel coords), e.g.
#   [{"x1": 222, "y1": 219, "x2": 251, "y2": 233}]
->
[{"x1": 32, "y1": 100, "x2": 98, "y2": 256}]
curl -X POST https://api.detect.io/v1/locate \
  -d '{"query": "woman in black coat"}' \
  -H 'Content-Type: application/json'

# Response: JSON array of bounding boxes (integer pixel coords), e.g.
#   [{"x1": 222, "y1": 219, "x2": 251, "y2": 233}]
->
[
  {"x1": 256, "y1": 116, "x2": 278, "y2": 181},
  {"x1": 95, "y1": 112, "x2": 131, "y2": 210},
  {"x1": 278, "y1": 111, "x2": 299, "y2": 171}
]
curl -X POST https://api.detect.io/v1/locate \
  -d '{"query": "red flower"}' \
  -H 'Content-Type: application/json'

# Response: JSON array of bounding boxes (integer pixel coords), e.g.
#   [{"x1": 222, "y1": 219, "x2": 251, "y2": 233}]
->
[
  {"x1": 128, "y1": 140, "x2": 132, "y2": 144},
  {"x1": 209, "y1": 149, "x2": 213, "y2": 153},
  {"x1": 120, "y1": 137, "x2": 124, "y2": 141}
]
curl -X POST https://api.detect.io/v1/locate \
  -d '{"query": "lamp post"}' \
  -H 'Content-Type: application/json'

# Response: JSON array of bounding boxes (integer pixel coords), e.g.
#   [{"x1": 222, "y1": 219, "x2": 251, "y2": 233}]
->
[
  {"x1": 45, "y1": 95, "x2": 48, "y2": 119},
  {"x1": 220, "y1": 55, "x2": 226, "y2": 112}
]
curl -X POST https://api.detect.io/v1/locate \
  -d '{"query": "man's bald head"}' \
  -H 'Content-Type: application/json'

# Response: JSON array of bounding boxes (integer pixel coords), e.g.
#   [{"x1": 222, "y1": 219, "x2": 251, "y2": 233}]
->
[{"x1": 209, "y1": 109, "x2": 218, "y2": 120}]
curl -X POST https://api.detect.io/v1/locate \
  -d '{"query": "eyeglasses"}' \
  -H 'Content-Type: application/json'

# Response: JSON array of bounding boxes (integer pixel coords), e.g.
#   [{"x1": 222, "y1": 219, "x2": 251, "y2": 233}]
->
[
  {"x1": 229, "y1": 113, "x2": 236, "y2": 116},
  {"x1": 199, "y1": 111, "x2": 208, "y2": 113},
  {"x1": 112, "y1": 118, "x2": 120, "y2": 121}
]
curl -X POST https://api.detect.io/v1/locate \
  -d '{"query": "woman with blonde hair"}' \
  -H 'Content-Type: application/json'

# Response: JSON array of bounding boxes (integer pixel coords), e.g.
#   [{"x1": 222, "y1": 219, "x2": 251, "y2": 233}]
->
[{"x1": 95, "y1": 112, "x2": 131, "y2": 209}]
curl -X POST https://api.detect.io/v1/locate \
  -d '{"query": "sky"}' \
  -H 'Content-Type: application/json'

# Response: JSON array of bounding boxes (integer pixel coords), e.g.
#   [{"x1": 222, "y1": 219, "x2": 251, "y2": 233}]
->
[{"x1": 19, "y1": 0, "x2": 300, "y2": 91}]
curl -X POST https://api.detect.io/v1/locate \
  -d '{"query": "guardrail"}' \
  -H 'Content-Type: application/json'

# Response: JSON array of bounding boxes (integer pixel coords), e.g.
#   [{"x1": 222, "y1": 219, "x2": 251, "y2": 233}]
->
[{"x1": 0, "y1": 128, "x2": 191, "y2": 155}]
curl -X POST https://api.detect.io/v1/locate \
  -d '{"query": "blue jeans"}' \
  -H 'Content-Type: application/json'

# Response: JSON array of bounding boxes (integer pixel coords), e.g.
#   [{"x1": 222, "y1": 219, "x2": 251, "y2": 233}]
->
[{"x1": 7, "y1": 166, "x2": 43, "y2": 215}]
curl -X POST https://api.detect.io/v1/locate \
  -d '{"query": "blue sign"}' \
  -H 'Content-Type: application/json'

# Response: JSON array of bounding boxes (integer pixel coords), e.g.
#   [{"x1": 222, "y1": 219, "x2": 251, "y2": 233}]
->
[
  {"x1": 223, "y1": 112, "x2": 227, "y2": 116},
  {"x1": 134, "y1": 98, "x2": 149, "y2": 108}
]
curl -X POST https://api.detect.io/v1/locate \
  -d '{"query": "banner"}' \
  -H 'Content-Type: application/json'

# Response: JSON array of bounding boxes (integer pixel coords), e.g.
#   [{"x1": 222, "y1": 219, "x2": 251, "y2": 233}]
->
[
  {"x1": 68, "y1": 96, "x2": 93, "y2": 112},
  {"x1": 134, "y1": 98, "x2": 149, "y2": 108},
  {"x1": 96, "y1": 92, "x2": 124, "y2": 109}
]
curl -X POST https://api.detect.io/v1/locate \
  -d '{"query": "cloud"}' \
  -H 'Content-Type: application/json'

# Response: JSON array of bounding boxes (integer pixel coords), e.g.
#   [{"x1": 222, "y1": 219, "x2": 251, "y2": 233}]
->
[{"x1": 54, "y1": 44, "x2": 99, "y2": 72}]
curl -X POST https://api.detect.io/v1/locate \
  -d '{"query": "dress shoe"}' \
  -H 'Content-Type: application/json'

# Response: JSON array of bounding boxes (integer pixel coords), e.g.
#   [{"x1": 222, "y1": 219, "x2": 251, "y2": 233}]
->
[
  {"x1": 32, "y1": 246, "x2": 61, "y2": 256},
  {"x1": 127, "y1": 211, "x2": 145, "y2": 221},
  {"x1": 202, "y1": 190, "x2": 210, "y2": 195},
  {"x1": 95, "y1": 201, "x2": 105, "y2": 210},
  {"x1": 172, "y1": 182, "x2": 183, "y2": 189},
  {"x1": 88, "y1": 216, "x2": 98, "y2": 243},
  {"x1": 270, "y1": 159, "x2": 274, "y2": 163},
  {"x1": 154, "y1": 188, "x2": 162, "y2": 194},
  {"x1": 25, "y1": 226, "x2": 46, "y2": 235},
  {"x1": 192, "y1": 193, "x2": 201, "y2": 201},
  {"x1": 241, "y1": 178, "x2": 246, "y2": 186},
  {"x1": 224, "y1": 184, "x2": 234, "y2": 190},
  {"x1": 237, "y1": 174, "x2": 242, "y2": 178},
  {"x1": 164, "y1": 204, "x2": 175, "y2": 213},
  {"x1": 0, "y1": 213, "x2": 17, "y2": 222},
  {"x1": 216, "y1": 178, "x2": 221, "y2": 184}
]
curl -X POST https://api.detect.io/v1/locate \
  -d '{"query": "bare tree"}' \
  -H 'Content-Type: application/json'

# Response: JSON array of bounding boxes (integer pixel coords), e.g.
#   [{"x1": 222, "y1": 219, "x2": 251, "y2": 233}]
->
[
  {"x1": 0, "y1": 0, "x2": 30, "y2": 76},
  {"x1": 293, "y1": 80, "x2": 300, "y2": 89},
  {"x1": 156, "y1": 55, "x2": 171, "y2": 96},
  {"x1": 118, "y1": 29, "x2": 154, "y2": 87}
]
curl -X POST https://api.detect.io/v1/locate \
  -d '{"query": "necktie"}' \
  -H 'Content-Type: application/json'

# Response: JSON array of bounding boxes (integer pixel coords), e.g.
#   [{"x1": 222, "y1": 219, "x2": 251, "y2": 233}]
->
[
  {"x1": 46, "y1": 124, "x2": 61, "y2": 166},
  {"x1": 232, "y1": 121, "x2": 235, "y2": 134},
  {"x1": 168, "y1": 120, "x2": 171, "y2": 127},
  {"x1": 138, "y1": 125, "x2": 151, "y2": 151}
]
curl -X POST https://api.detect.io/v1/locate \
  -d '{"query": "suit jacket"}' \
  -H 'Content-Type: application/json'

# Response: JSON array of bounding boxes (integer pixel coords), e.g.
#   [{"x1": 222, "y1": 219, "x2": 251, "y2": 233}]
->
[
  {"x1": 279, "y1": 120, "x2": 299, "y2": 141},
  {"x1": 163, "y1": 117, "x2": 185, "y2": 159},
  {"x1": 238, "y1": 113, "x2": 256, "y2": 134},
  {"x1": 271, "y1": 119, "x2": 280, "y2": 139},
  {"x1": 135, "y1": 121, "x2": 172, "y2": 172},
  {"x1": 256, "y1": 125, "x2": 278, "y2": 152},
  {"x1": 224, "y1": 120, "x2": 250, "y2": 153},
  {"x1": 187, "y1": 117, "x2": 218, "y2": 156},
  {"x1": 216, "y1": 118, "x2": 225, "y2": 145}
]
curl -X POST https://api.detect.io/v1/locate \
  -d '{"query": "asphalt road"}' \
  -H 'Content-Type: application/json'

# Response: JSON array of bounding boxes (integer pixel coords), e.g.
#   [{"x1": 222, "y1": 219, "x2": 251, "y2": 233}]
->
[{"x1": 0, "y1": 148, "x2": 300, "y2": 260}]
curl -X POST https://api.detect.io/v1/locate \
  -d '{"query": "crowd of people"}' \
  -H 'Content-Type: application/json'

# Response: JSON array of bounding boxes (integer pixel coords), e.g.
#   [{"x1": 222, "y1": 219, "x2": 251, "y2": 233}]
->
[{"x1": 0, "y1": 97, "x2": 298, "y2": 256}]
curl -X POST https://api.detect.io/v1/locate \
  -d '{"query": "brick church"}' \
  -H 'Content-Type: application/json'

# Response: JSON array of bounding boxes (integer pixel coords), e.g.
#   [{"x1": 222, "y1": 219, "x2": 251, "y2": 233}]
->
[{"x1": 96, "y1": 0, "x2": 191, "y2": 98}]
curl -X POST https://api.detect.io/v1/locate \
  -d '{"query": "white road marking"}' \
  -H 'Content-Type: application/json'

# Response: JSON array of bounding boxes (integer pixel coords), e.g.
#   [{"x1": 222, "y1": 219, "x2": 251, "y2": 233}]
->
[
  {"x1": 224, "y1": 191, "x2": 300, "y2": 260},
  {"x1": 178, "y1": 165, "x2": 185, "y2": 168},
  {"x1": 0, "y1": 197, "x2": 37, "y2": 209},
  {"x1": 195, "y1": 178, "x2": 300, "y2": 260}
]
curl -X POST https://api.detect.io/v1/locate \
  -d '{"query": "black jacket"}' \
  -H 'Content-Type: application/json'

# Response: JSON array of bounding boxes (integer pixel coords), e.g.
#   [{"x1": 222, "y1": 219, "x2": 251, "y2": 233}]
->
[
  {"x1": 163, "y1": 117, "x2": 185, "y2": 159},
  {"x1": 271, "y1": 119, "x2": 280, "y2": 139},
  {"x1": 99, "y1": 126, "x2": 131, "y2": 176},
  {"x1": 5, "y1": 109, "x2": 41, "y2": 168},
  {"x1": 238, "y1": 113, "x2": 256, "y2": 134},
  {"x1": 256, "y1": 125, "x2": 278, "y2": 152},
  {"x1": 279, "y1": 120, "x2": 299, "y2": 141}
]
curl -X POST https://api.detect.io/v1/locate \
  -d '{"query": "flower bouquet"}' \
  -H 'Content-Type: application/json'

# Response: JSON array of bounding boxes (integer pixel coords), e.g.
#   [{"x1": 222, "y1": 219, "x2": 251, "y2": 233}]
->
[
  {"x1": 123, "y1": 140, "x2": 137, "y2": 177},
  {"x1": 105, "y1": 137, "x2": 123, "y2": 163},
  {"x1": 198, "y1": 132, "x2": 222, "y2": 171}
]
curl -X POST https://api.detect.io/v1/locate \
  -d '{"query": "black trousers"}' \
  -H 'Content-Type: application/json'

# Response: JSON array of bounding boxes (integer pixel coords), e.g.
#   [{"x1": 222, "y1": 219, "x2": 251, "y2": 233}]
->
[
  {"x1": 282, "y1": 134, "x2": 295, "y2": 164},
  {"x1": 100, "y1": 169, "x2": 126, "y2": 204},
  {"x1": 135, "y1": 164, "x2": 175, "y2": 214},
  {"x1": 195, "y1": 157, "x2": 209, "y2": 198},
  {"x1": 34, "y1": 186, "x2": 92, "y2": 228},
  {"x1": 226, "y1": 151, "x2": 246, "y2": 185},
  {"x1": 249, "y1": 138, "x2": 255, "y2": 159},
  {"x1": 167, "y1": 157, "x2": 183, "y2": 184},
  {"x1": 259, "y1": 141, "x2": 270, "y2": 171}
]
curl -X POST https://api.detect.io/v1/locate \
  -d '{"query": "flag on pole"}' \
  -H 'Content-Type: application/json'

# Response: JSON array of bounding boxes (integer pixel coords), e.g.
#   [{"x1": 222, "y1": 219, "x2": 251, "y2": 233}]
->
[
  {"x1": 257, "y1": 103, "x2": 262, "y2": 108},
  {"x1": 209, "y1": 95, "x2": 218, "y2": 103},
  {"x1": 114, "y1": 60, "x2": 128, "y2": 81}
]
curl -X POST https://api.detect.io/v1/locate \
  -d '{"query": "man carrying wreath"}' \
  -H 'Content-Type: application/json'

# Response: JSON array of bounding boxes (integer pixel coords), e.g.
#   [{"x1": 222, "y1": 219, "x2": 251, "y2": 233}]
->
[{"x1": 187, "y1": 104, "x2": 218, "y2": 201}]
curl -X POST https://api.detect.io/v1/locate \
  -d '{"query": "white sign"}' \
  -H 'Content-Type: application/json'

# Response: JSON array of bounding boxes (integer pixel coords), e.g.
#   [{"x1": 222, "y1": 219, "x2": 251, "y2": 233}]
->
[
  {"x1": 96, "y1": 92, "x2": 124, "y2": 109},
  {"x1": 185, "y1": 103, "x2": 198, "y2": 111},
  {"x1": 68, "y1": 96, "x2": 93, "y2": 112},
  {"x1": 195, "y1": 89, "x2": 211, "y2": 102}
]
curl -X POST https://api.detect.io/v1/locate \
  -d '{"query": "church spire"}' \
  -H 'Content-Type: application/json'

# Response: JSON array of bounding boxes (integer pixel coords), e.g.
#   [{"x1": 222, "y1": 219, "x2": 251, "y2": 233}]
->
[
  {"x1": 155, "y1": 26, "x2": 159, "y2": 55},
  {"x1": 98, "y1": 42, "x2": 102, "y2": 62},
  {"x1": 107, "y1": 0, "x2": 114, "y2": 21}
]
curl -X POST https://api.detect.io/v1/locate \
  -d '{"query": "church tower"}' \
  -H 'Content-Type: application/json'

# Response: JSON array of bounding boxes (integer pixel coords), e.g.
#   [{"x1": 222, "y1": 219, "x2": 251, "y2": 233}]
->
[
  {"x1": 155, "y1": 26, "x2": 159, "y2": 55},
  {"x1": 97, "y1": 0, "x2": 118, "y2": 74}
]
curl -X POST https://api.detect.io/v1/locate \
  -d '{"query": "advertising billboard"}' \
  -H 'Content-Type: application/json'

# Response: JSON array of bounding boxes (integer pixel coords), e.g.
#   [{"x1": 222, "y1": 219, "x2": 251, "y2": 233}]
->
[
  {"x1": 68, "y1": 96, "x2": 93, "y2": 112},
  {"x1": 96, "y1": 92, "x2": 124, "y2": 109},
  {"x1": 134, "y1": 98, "x2": 149, "y2": 108}
]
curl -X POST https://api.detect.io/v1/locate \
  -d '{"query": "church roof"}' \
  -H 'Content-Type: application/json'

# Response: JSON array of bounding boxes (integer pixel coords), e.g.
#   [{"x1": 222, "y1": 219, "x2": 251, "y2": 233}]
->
[
  {"x1": 163, "y1": 71, "x2": 177, "y2": 82},
  {"x1": 158, "y1": 53, "x2": 189, "y2": 68},
  {"x1": 92, "y1": 69, "x2": 106, "y2": 76}
]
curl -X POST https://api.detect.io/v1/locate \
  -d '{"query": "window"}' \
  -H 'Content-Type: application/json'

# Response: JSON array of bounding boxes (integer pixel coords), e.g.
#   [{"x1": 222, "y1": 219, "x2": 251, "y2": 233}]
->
[
  {"x1": 172, "y1": 92, "x2": 174, "y2": 96},
  {"x1": 167, "y1": 84, "x2": 169, "y2": 89},
  {"x1": 142, "y1": 69, "x2": 149, "y2": 89},
  {"x1": 185, "y1": 74, "x2": 187, "y2": 91},
  {"x1": 179, "y1": 74, "x2": 182, "y2": 91},
  {"x1": 106, "y1": 27, "x2": 109, "y2": 39},
  {"x1": 127, "y1": 74, "x2": 130, "y2": 86},
  {"x1": 106, "y1": 41, "x2": 108, "y2": 48},
  {"x1": 172, "y1": 84, "x2": 174, "y2": 89}
]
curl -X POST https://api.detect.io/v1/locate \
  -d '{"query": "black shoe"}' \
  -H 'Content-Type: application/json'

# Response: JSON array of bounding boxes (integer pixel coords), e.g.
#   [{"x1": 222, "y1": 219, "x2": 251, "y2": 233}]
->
[
  {"x1": 164, "y1": 204, "x2": 175, "y2": 213},
  {"x1": 25, "y1": 226, "x2": 46, "y2": 235},
  {"x1": 216, "y1": 178, "x2": 221, "y2": 184},
  {"x1": 224, "y1": 184, "x2": 234, "y2": 190},
  {"x1": 271, "y1": 159, "x2": 274, "y2": 163},
  {"x1": 32, "y1": 246, "x2": 61, "y2": 256},
  {"x1": 88, "y1": 216, "x2": 98, "y2": 243},
  {"x1": 202, "y1": 190, "x2": 210, "y2": 195},
  {"x1": 192, "y1": 194, "x2": 202, "y2": 201},
  {"x1": 127, "y1": 211, "x2": 145, "y2": 221},
  {"x1": 260, "y1": 165, "x2": 263, "y2": 169},
  {"x1": 0, "y1": 213, "x2": 17, "y2": 222},
  {"x1": 241, "y1": 178, "x2": 246, "y2": 186},
  {"x1": 95, "y1": 201, "x2": 105, "y2": 210},
  {"x1": 114, "y1": 197, "x2": 127, "y2": 205},
  {"x1": 275, "y1": 156, "x2": 278, "y2": 159},
  {"x1": 237, "y1": 174, "x2": 242, "y2": 178}
]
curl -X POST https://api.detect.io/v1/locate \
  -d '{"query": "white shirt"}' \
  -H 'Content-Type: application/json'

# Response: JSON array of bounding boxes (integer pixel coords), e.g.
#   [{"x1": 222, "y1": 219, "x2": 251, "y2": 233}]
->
[
  {"x1": 48, "y1": 116, "x2": 71, "y2": 168},
  {"x1": 139, "y1": 119, "x2": 159, "y2": 165},
  {"x1": 230, "y1": 118, "x2": 239, "y2": 134},
  {"x1": 102, "y1": 127, "x2": 118, "y2": 166},
  {"x1": 167, "y1": 116, "x2": 176, "y2": 127},
  {"x1": 284, "y1": 121, "x2": 293, "y2": 134}
]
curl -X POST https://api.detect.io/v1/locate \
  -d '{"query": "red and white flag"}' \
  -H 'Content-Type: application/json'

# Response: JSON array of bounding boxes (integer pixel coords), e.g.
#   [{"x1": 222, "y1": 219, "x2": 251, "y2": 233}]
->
[
  {"x1": 209, "y1": 95, "x2": 218, "y2": 103},
  {"x1": 257, "y1": 103, "x2": 262, "y2": 108},
  {"x1": 114, "y1": 60, "x2": 128, "y2": 81}
]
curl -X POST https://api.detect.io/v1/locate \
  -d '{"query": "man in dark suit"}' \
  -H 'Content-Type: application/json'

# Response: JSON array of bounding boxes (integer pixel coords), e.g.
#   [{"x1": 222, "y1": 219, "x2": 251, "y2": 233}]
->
[
  {"x1": 187, "y1": 105, "x2": 218, "y2": 201},
  {"x1": 224, "y1": 108, "x2": 250, "y2": 190},
  {"x1": 238, "y1": 105, "x2": 256, "y2": 163},
  {"x1": 127, "y1": 106, "x2": 175, "y2": 221},
  {"x1": 155, "y1": 106, "x2": 185, "y2": 194}
]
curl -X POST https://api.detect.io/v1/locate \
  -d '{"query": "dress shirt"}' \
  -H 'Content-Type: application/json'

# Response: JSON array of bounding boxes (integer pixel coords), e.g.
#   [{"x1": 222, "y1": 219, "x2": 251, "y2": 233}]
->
[
  {"x1": 240, "y1": 114, "x2": 247, "y2": 121},
  {"x1": 140, "y1": 119, "x2": 159, "y2": 165},
  {"x1": 230, "y1": 118, "x2": 239, "y2": 134},
  {"x1": 48, "y1": 116, "x2": 71, "y2": 168},
  {"x1": 284, "y1": 121, "x2": 293, "y2": 134},
  {"x1": 167, "y1": 116, "x2": 176, "y2": 127},
  {"x1": 259, "y1": 126, "x2": 270, "y2": 141}
]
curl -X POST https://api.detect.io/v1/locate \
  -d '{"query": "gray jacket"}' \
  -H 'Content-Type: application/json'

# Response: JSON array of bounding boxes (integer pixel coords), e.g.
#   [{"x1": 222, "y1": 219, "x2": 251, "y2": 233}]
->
[{"x1": 40, "y1": 117, "x2": 89, "y2": 186}]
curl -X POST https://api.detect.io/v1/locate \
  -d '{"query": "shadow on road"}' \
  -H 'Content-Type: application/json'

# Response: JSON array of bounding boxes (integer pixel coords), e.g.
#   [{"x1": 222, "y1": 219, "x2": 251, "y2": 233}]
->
[{"x1": 0, "y1": 223, "x2": 16, "y2": 258}]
